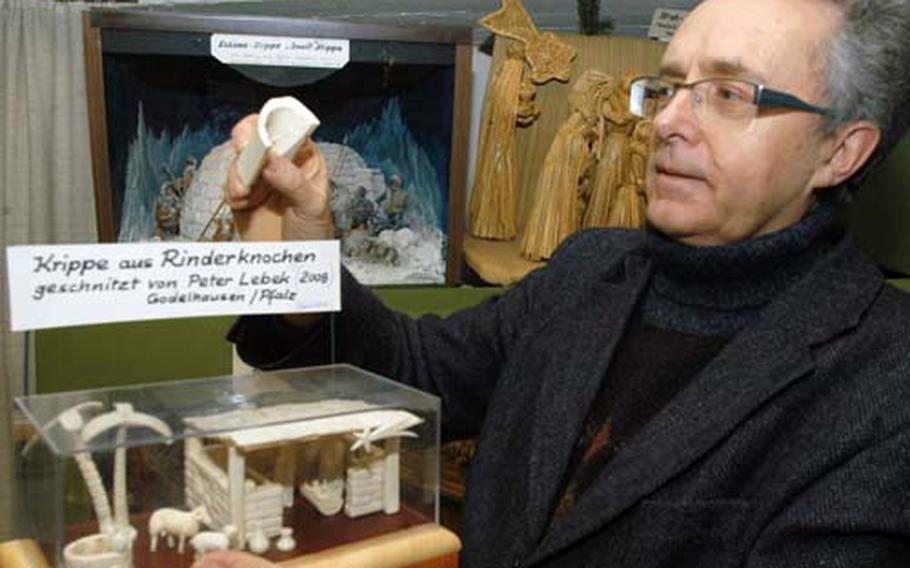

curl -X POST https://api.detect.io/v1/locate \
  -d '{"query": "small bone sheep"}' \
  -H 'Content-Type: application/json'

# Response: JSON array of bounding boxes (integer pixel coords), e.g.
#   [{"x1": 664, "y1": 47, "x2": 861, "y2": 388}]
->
[
  {"x1": 148, "y1": 505, "x2": 212, "y2": 554},
  {"x1": 191, "y1": 525, "x2": 238, "y2": 559}
]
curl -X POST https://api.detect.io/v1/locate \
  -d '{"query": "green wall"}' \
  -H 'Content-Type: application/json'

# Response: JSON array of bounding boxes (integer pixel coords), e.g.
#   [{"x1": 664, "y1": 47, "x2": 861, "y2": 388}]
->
[
  {"x1": 35, "y1": 269, "x2": 910, "y2": 394},
  {"x1": 34, "y1": 286, "x2": 504, "y2": 394}
]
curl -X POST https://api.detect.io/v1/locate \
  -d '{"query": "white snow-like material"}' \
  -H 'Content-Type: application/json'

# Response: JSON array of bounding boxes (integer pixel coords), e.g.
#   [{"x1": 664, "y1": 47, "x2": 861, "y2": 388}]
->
[{"x1": 347, "y1": 226, "x2": 445, "y2": 285}]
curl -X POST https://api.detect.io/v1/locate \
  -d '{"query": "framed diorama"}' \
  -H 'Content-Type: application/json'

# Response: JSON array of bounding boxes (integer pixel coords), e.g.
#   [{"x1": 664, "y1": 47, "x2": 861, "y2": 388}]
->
[{"x1": 83, "y1": 9, "x2": 472, "y2": 285}]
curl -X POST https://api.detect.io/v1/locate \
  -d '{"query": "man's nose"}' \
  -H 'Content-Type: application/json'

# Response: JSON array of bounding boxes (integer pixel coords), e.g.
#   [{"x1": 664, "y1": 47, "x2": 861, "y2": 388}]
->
[{"x1": 652, "y1": 87, "x2": 701, "y2": 143}]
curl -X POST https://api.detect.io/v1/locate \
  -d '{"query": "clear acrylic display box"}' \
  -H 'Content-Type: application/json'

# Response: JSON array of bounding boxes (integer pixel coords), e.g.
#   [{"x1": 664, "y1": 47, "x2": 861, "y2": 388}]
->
[{"x1": 14, "y1": 364, "x2": 441, "y2": 568}]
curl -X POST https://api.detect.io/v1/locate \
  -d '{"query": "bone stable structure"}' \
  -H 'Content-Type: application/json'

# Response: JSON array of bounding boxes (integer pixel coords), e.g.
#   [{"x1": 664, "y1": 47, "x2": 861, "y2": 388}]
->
[{"x1": 183, "y1": 399, "x2": 422, "y2": 548}]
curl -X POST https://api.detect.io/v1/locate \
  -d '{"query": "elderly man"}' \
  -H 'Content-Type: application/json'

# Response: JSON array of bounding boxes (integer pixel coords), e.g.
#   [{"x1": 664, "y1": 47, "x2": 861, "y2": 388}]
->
[{"x1": 201, "y1": 0, "x2": 910, "y2": 566}]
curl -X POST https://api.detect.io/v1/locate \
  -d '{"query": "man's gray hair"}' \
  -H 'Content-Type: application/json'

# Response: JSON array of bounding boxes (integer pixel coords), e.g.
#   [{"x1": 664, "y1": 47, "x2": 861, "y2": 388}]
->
[{"x1": 822, "y1": 0, "x2": 910, "y2": 189}]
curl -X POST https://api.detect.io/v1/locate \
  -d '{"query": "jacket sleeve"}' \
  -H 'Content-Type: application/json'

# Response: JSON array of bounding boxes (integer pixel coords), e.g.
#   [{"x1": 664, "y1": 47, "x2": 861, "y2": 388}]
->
[
  {"x1": 746, "y1": 425, "x2": 910, "y2": 567},
  {"x1": 229, "y1": 259, "x2": 552, "y2": 439},
  {"x1": 229, "y1": 229, "x2": 625, "y2": 438}
]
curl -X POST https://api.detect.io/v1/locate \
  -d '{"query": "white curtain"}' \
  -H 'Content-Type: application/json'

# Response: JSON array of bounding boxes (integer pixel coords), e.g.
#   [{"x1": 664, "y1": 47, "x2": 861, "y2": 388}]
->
[{"x1": 0, "y1": 0, "x2": 101, "y2": 540}]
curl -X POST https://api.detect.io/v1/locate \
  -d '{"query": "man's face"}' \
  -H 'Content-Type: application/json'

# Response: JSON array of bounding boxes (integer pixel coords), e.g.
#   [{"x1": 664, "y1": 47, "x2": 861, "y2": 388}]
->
[{"x1": 644, "y1": 0, "x2": 842, "y2": 246}]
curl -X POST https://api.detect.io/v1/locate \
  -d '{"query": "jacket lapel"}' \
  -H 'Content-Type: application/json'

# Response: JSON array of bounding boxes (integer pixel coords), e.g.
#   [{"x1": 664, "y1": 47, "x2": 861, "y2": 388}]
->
[
  {"x1": 528, "y1": 237, "x2": 884, "y2": 565},
  {"x1": 518, "y1": 253, "x2": 652, "y2": 548}
]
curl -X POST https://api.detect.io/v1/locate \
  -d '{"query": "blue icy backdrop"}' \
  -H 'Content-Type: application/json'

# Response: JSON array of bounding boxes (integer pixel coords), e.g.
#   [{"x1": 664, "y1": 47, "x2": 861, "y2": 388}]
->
[
  {"x1": 118, "y1": 98, "x2": 446, "y2": 242},
  {"x1": 104, "y1": 53, "x2": 455, "y2": 246}
]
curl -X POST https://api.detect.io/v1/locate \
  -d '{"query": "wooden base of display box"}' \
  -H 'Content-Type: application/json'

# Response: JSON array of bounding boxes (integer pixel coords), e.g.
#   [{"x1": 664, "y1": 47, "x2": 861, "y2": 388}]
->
[
  {"x1": 0, "y1": 539, "x2": 51, "y2": 568},
  {"x1": 0, "y1": 523, "x2": 459, "y2": 568}
]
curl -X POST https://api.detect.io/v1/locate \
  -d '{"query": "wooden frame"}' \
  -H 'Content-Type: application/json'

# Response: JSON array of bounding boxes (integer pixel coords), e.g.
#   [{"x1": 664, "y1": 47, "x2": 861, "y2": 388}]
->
[{"x1": 83, "y1": 9, "x2": 471, "y2": 285}]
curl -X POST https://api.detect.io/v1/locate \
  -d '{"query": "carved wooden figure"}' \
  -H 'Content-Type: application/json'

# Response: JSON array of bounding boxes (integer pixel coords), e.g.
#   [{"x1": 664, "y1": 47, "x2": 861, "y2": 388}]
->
[{"x1": 190, "y1": 525, "x2": 237, "y2": 560}]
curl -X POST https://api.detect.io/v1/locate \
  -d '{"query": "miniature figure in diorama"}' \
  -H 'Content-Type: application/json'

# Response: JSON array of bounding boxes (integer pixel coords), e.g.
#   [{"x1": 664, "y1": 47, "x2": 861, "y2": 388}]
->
[
  {"x1": 274, "y1": 528, "x2": 295, "y2": 552},
  {"x1": 298, "y1": 437, "x2": 345, "y2": 515},
  {"x1": 377, "y1": 174, "x2": 410, "y2": 231},
  {"x1": 153, "y1": 158, "x2": 198, "y2": 240},
  {"x1": 582, "y1": 74, "x2": 639, "y2": 229},
  {"x1": 154, "y1": 182, "x2": 182, "y2": 240},
  {"x1": 211, "y1": 216, "x2": 235, "y2": 242},
  {"x1": 347, "y1": 186, "x2": 378, "y2": 231},
  {"x1": 21, "y1": 402, "x2": 174, "y2": 568},
  {"x1": 520, "y1": 70, "x2": 615, "y2": 261},
  {"x1": 148, "y1": 506, "x2": 212, "y2": 554},
  {"x1": 331, "y1": 165, "x2": 437, "y2": 270},
  {"x1": 246, "y1": 525, "x2": 270, "y2": 555},
  {"x1": 181, "y1": 157, "x2": 198, "y2": 192},
  {"x1": 190, "y1": 525, "x2": 237, "y2": 561}
]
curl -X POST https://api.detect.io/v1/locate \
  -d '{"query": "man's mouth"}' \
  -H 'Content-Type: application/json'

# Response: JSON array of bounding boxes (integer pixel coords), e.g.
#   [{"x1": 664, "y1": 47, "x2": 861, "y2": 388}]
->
[{"x1": 654, "y1": 159, "x2": 705, "y2": 181}]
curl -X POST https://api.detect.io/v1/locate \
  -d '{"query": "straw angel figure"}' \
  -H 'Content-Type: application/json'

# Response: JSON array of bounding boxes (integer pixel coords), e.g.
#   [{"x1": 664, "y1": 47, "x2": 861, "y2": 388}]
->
[
  {"x1": 519, "y1": 70, "x2": 615, "y2": 260},
  {"x1": 581, "y1": 75, "x2": 638, "y2": 228},
  {"x1": 469, "y1": 42, "x2": 529, "y2": 239},
  {"x1": 605, "y1": 119, "x2": 652, "y2": 228}
]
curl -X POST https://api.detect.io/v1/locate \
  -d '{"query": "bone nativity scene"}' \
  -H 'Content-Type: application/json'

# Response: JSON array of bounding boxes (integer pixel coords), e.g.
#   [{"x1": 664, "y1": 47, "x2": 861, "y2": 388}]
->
[{"x1": 25, "y1": 397, "x2": 423, "y2": 568}]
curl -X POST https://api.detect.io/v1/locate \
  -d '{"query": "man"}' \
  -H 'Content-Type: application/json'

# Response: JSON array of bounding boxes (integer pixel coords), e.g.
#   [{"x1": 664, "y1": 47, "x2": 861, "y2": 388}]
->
[{"x1": 198, "y1": 0, "x2": 910, "y2": 566}]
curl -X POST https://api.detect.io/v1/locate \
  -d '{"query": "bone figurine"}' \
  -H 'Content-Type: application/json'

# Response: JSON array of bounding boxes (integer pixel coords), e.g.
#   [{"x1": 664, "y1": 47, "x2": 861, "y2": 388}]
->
[
  {"x1": 247, "y1": 525, "x2": 270, "y2": 554},
  {"x1": 275, "y1": 527, "x2": 296, "y2": 552},
  {"x1": 148, "y1": 505, "x2": 212, "y2": 554},
  {"x1": 190, "y1": 525, "x2": 238, "y2": 560}
]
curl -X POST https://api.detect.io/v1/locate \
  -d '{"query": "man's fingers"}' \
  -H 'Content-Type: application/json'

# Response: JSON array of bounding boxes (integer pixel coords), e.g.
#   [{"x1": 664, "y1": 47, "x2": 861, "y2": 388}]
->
[
  {"x1": 261, "y1": 150, "x2": 309, "y2": 202},
  {"x1": 225, "y1": 160, "x2": 251, "y2": 205},
  {"x1": 292, "y1": 140, "x2": 328, "y2": 179},
  {"x1": 292, "y1": 139, "x2": 317, "y2": 167},
  {"x1": 191, "y1": 550, "x2": 278, "y2": 568},
  {"x1": 231, "y1": 114, "x2": 258, "y2": 153},
  {"x1": 225, "y1": 158, "x2": 272, "y2": 212}
]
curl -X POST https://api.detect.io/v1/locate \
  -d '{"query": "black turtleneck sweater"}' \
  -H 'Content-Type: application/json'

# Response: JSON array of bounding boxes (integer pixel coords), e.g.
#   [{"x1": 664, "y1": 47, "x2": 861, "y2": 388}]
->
[{"x1": 552, "y1": 203, "x2": 843, "y2": 518}]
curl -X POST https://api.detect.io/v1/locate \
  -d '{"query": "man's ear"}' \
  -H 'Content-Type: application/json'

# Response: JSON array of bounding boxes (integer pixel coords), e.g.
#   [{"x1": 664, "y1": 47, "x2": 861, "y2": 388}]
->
[{"x1": 811, "y1": 121, "x2": 881, "y2": 189}]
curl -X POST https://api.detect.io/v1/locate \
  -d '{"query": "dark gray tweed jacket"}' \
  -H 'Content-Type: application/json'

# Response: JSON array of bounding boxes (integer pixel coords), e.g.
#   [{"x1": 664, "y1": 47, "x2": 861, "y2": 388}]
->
[{"x1": 232, "y1": 229, "x2": 910, "y2": 567}]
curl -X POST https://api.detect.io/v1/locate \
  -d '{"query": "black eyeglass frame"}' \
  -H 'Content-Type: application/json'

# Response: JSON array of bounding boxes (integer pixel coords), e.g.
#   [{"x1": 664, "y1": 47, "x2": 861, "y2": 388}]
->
[{"x1": 631, "y1": 76, "x2": 833, "y2": 118}]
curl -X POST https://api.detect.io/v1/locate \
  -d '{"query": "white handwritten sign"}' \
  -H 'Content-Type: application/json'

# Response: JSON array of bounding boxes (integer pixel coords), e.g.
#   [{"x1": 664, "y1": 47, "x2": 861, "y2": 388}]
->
[
  {"x1": 648, "y1": 8, "x2": 689, "y2": 42},
  {"x1": 211, "y1": 34, "x2": 350, "y2": 68},
  {"x1": 6, "y1": 241, "x2": 341, "y2": 331}
]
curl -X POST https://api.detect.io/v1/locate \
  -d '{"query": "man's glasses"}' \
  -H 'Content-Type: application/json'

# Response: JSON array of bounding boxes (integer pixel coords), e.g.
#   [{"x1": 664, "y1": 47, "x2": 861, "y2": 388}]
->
[{"x1": 629, "y1": 76, "x2": 832, "y2": 126}]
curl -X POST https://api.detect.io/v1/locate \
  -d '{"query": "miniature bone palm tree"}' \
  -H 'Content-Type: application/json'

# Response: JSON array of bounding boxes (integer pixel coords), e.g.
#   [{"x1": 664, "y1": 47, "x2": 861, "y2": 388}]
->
[
  {"x1": 82, "y1": 403, "x2": 173, "y2": 538},
  {"x1": 55, "y1": 403, "x2": 116, "y2": 535}
]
